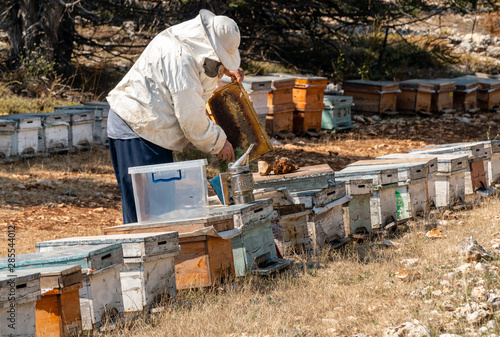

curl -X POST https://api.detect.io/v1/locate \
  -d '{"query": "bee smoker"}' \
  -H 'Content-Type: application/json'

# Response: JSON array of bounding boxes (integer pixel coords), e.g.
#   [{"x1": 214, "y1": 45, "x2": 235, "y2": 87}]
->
[{"x1": 210, "y1": 144, "x2": 256, "y2": 205}]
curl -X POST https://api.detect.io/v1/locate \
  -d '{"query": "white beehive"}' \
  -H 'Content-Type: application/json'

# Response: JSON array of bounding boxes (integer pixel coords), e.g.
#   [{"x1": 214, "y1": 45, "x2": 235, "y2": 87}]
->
[
  {"x1": 0, "y1": 273, "x2": 41, "y2": 337},
  {"x1": 3, "y1": 114, "x2": 42, "y2": 158},
  {"x1": 36, "y1": 232, "x2": 179, "y2": 314},
  {"x1": 0, "y1": 119, "x2": 17, "y2": 161}
]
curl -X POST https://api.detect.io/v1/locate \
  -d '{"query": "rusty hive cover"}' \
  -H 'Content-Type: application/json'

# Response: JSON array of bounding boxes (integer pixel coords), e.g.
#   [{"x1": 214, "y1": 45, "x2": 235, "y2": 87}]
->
[{"x1": 207, "y1": 81, "x2": 273, "y2": 161}]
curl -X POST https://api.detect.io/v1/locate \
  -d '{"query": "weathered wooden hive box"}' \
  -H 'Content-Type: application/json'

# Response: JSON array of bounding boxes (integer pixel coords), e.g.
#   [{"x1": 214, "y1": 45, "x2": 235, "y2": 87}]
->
[
  {"x1": 397, "y1": 80, "x2": 434, "y2": 114},
  {"x1": 1, "y1": 265, "x2": 83, "y2": 337},
  {"x1": 268, "y1": 73, "x2": 328, "y2": 135},
  {"x1": 210, "y1": 199, "x2": 293, "y2": 276},
  {"x1": 400, "y1": 152, "x2": 469, "y2": 207},
  {"x1": 290, "y1": 182, "x2": 351, "y2": 250},
  {"x1": 83, "y1": 102, "x2": 110, "y2": 147},
  {"x1": 335, "y1": 166, "x2": 399, "y2": 229},
  {"x1": 410, "y1": 143, "x2": 487, "y2": 195},
  {"x1": 105, "y1": 215, "x2": 237, "y2": 290},
  {"x1": 342, "y1": 80, "x2": 400, "y2": 114},
  {"x1": 455, "y1": 76, "x2": 500, "y2": 111},
  {"x1": 37, "y1": 232, "x2": 179, "y2": 314},
  {"x1": 2, "y1": 113, "x2": 42, "y2": 158},
  {"x1": 253, "y1": 187, "x2": 295, "y2": 208},
  {"x1": 0, "y1": 244, "x2": 124, "y2": 332},
  {"x1": 348, "y1": 160, "x2": 429, "y2": 219},
  {"x1": 449, "y1": 76, "x2": 479, "y2": 113},
  {"x1": 0, "y1": 272, "x2": 41, "y2": 337},
  {"x1": 253, "y1": 164, "x2": 335, "y2": 192},
  {"x1": 423, "y1": 79, "x2": 456, "y2": 113},
  {"x1": 322, "y1": 95, "x2": 355, "y2": 131},
  {"x1": 38, "y1": 112, "x2": 71, "y2": 155},
  {"x1": 272, "y1": 204, "x2": 311, "y2": 255},
  {"x1": 344, "y1": 179, "x2": 373, "y2": 235},
  {"x1": 0, "y1": 118, "x2": 17, "y2": 162},
  {"x1": 375, "y1": 155, "x2": 438, "y2": 208},
  {"x1": 422, "y1": 141, "x2": 495, "y2": 187},
  {"x1": 260, "y1": 76, "x2": 296, "y2": 137}
]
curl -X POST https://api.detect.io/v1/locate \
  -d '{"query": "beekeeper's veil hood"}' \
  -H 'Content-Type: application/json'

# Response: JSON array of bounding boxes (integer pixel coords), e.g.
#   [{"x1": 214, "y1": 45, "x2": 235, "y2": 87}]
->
[{"x1": 168, "y1": 9, "x2": 241, "y2": 71}]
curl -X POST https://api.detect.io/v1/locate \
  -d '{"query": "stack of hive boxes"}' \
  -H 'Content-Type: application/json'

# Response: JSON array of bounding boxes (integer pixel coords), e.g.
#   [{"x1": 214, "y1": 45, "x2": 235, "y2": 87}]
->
[{"x1": 268, "y1": 74, "x2": 328, "y2": 135}]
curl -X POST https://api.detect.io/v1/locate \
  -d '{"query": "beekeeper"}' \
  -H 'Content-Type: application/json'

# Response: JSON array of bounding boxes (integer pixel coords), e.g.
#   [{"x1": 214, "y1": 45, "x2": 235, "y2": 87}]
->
[{"x1": 106, "y1": 9, "x2": 243, "y2": 224}]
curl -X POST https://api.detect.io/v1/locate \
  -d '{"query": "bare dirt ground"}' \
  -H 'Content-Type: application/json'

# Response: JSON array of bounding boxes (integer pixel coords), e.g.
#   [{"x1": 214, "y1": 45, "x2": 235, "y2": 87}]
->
[{"x1": 0, "y1": 110, "x2": 498, "y2": 257}]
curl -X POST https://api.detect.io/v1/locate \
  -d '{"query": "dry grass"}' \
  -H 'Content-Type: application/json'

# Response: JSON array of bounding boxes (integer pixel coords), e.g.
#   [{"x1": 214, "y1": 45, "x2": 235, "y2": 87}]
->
[{"x1": 96, "y1": 198, "x2": 500, "y2": 336}]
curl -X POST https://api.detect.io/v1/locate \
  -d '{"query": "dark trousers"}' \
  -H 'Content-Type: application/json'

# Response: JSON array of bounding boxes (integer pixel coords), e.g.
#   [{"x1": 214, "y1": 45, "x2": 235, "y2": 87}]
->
[{"x1": 108, "y1": 137, "x2": 173, "y2": 224}]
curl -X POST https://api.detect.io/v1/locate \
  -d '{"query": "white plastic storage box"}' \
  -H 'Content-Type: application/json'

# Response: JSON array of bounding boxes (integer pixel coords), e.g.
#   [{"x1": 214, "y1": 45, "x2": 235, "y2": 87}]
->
[{"x1": 129, "y1": 159, "x2": 209, "y2": 222}]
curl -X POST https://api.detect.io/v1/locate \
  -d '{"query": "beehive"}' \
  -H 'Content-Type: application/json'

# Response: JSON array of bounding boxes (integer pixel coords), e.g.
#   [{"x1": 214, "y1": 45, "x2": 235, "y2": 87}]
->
[
  {"x1": 335, "y1": 166, "x2": 399, "y2": 229},
  {"x1": 37, "y1": 232, "x2": 179, "y2": 314},
  {"x1": 39, "y1": 112, "x2": 71, "y2": 154},
  {"x1": 348, "y1": 160, "x2": 429, "y2": 219},
  {"x1": 322, "y1": 95, "x2": 355, "y2": 131},
  {"x1": 253, "y1": 164, "x2": 335, "y2": 192},
  {"x1": 83, "y1": 102, "x2": 110, "y2": 147},
  {"x1": 105, "y1": 215, "x2": 236, "y2": 290},
  {"x1": 342, "y1": 80, "x2": 400, "y2": 114},
  {"x1": 0, "y1": 244, "x2": 124, "y2": 332},
  {"x1": 449, "y1": 76, "x2": 479, "y2": 113},
  {"x1": 423, "y1": 79, "x2": 456, "y2": 113},
  {"x1": 0, "y1": 119, "x2": 17, "y2": 161},
  {"x1": 2, "y1": 113, "x2": 42, "y2": 158},
  {"x1": 272, "y1": 204, "x2": 311, "y2": 255},
  {"x1": 0, "y1": 273, "x2": 41, "y2": 337},
  {"x1": 344, "y1": 179, "x2": 373, "y2": 235},
  {"x1": 210, "y1": 200, "x2": 293, "y2": 276},
  {"x1": 455, "y1": 76, "x2": 500, "y2": 111},
  {"x1": 397, "y1": 80, "x2": 434, "y2": 114},
  {"x1": 1, "y1": 265, "x2": 83, "y2": 337}
]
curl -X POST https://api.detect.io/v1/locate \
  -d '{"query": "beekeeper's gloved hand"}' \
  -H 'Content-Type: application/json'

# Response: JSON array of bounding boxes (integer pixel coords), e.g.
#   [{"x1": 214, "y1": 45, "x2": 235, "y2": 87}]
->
[
  {"x1": 217, "y1": 140, "x2": 235, "y2": 162},
  {"x1": 225, "y1": 67, "x2": 244, "y2": 84}
]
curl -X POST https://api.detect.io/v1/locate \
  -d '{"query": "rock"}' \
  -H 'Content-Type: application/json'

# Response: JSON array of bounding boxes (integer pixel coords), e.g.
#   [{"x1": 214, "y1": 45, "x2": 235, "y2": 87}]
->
[
  {"x1": 456, "y1": 116, "x2": 471, "y2": 124},
  {"x1": 382, "y1": 239, "x2": 399, "y2": 248},
  {"x1": 486, "y1": 293, "x2": 500, "y2": 308},
  {"x1": 272, "y1": 157, "x2": 299, "y2": 175},
  {"x1": 471, "y1": 286, "x2": 487, "y2": 301},
  {"x1": 395, "y1": 270, "x2": 421, "y2": 282},
  {"x1": 353, "y1": 115, "x2": 366, "y2": 123},
  {"x1": 400, "y1": 258, "x2": 420, "y2": 267},
  {"x1": 439, "y1": 335, "x2": 462, "y2": 337},
  {"x1": 258, "y1": 161, "x2": 272, "y2": 176},
  {"x1": 475, "y1": 262, "x2": 488, "y2": 272},
  {"x1": 455, "y1": 263, "x2": 471, "y2": 273},
  {"x1": 426, "y1": 228, "x2": 444, "y2": 238},
  {"x1": 456, "y1": 237, "x2": 491, "y2": 262},
  {"x1": 466, "y1": 309, "x2": 491, "y2": 325},
  {"x1": 382, "y1": 320, "x2": 431, "y2": 337},
  {"x1": 487, "y1": 320, "x2": 496, "y2": 329}
]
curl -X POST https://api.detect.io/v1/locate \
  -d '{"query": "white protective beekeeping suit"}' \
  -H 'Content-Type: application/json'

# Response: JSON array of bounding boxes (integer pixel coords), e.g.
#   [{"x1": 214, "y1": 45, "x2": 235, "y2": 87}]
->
[{"x1": 106, "y1": 10, "x2": 240, "y2": 154}]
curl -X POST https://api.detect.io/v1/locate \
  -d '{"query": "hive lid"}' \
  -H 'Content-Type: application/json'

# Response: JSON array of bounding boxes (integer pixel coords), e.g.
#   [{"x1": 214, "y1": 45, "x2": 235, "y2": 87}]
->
[
  {"x1": 207, "y1": 82, "x2": 273, "y2": 162},
  {"x1": 399, "y1": 79, "x2": 435, "y2": 91},
  {"x1": 37, "y1": 232, "x2": 179, "y2": 258},
  {"x1": 266, "y1": 73, "x2": 328, "y2": 87},
  {"x1": 455, "y1": 75, "x2": 500, "y2": 90},
  {"x1": 420, "y1": 79, "x2": 456, "y2": 91},
  {"x1": 343, "y1": 80, "x2": 400, "y2": 92},
  {"x1": 451, "y1": 76, "x2": 479, "y2": 90},
  {"x1": 0, "y1": 244, "x2": 123, "y2": 271}
]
